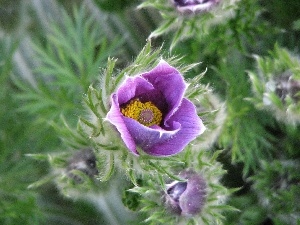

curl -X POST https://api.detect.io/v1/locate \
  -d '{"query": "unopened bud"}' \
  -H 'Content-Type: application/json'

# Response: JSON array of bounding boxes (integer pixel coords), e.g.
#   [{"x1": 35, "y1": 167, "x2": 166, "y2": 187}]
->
[{"x1": 165, "y1": 170, "x2": 207, "y2": 216}]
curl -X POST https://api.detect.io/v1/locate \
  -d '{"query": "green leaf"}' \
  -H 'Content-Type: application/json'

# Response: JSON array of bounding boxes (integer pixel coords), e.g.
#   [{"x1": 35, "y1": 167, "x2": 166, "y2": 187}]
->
[{"x1": 149, "y1": 18, "x2": 176, "y2": 39}]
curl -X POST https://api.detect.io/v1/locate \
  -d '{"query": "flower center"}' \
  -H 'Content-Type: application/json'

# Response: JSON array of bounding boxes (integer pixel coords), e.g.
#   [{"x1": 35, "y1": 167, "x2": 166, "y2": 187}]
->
[{"x1": 121, "y1": 99, "x2": 162, "y2": 127}]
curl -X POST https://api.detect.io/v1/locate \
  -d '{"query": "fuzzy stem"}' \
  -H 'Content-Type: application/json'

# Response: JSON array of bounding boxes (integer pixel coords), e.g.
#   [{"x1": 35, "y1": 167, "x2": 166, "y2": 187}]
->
[{"x1": 93, "y1": 195, "x2": 122, "y2": 225}]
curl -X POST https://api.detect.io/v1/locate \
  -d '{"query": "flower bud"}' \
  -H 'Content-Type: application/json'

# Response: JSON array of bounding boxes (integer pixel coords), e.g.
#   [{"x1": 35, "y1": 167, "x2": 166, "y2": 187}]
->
[
  {"x1": 165, "y1": 170, "x2": 207, "y2": 216},
  {"x1": 67, "y1": 149, "x2": 98, "y2": 183},
  {"x1": 171, "y1": 0, "x2": 221, "y2": 14},
  {"x1": 249, "y1": 46, "x2": 300, "y2": 123},
  {"x1": 274, "y1": 71, "x2": 300, "y2": 103}
]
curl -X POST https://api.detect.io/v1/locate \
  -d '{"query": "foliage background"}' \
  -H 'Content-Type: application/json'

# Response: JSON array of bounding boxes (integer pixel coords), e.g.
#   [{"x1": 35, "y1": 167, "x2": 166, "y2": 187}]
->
[{"x1": 0, "y1": 0, "x2": 299, "y2": 224}]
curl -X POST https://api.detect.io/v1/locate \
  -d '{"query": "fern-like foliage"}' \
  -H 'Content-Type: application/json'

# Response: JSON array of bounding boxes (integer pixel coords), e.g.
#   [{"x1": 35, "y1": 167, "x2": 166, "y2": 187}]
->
[{"x1": 13, "y1": 6, "x2": 123, "y2": 125}]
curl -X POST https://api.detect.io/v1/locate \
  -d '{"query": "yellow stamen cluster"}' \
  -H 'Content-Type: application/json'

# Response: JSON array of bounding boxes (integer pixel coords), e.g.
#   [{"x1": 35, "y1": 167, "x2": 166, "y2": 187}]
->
[{"x1": 121, "y1": 99, "x2": 162, "y2": 127}]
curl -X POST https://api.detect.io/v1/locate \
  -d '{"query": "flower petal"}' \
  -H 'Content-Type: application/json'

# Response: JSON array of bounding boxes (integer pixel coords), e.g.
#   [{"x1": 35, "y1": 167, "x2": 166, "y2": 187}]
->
[
  {"x1": 173, "y1": 0, "x2": 220, "y2": 14},
  {"x1": 145, "y1": 98, "x2": 205, "y2": 156},
  {"x1": 179, "y1": 173, "x2": 207, "y2": 215},
  {"x1": 116, "y1": 76, "x2": 155, "y2": 105},
  {"x1": 123, "y1": 98, "x2": 205, "y2": 156},
  {"x1": 106, "y1": 94, "x2": 138, "y2": 155},
  {"x1": 122, "y1": 117, "x2": 180, "y2": 154},
  {"x1": 142, "y1": 60, "x2": 187, "y2": 126}
]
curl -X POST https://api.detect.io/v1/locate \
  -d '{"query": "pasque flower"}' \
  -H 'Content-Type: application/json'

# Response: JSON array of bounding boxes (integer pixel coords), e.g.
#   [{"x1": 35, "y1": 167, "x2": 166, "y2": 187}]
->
[
  {"x1": 165, "y1": 170, "x2": 207, "y2": 216},
  {"x1": 106, "y1": 60, "x2": 205, "y2": 156}
]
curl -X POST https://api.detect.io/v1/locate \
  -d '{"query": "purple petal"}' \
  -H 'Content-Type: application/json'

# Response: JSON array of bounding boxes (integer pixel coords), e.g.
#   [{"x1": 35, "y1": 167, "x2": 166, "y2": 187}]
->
[
  {"x1": 122, "y1": 117, "x2": 180, "y2": 154},
  {"x1": 179, "y1": 173, "x2": 207, "y2": 215},
  {"x1": 172, "y1": 0, "x2": 220, "y2": 14},
  {"x1": 146, "y1": 98, "x2": 205, "y2": 156},
  {"x1": 142, "y1": 60, "x2": 187, "y2": 126},
  {"x1": 106, "y1": 94, "x2": 138, "y2": 155},
  {"x1": 116, "y1": 76, "x2": 155, "y2": 105},
  {"x1": 123, "y1": 98, "x2": 205, "y2": 156}
]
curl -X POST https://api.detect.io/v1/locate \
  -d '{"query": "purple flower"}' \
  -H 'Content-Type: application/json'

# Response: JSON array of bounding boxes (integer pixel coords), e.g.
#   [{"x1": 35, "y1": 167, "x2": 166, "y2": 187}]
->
[
  {"x1": 165, "y1": 170, "x2": 207, "y2": 215},
  {"x1": 106, "y1": 60, "x2": 205, "y2": 156},
  {"x1": 171, "y1": 0, "x2": 220, "y2": 14}
]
